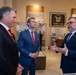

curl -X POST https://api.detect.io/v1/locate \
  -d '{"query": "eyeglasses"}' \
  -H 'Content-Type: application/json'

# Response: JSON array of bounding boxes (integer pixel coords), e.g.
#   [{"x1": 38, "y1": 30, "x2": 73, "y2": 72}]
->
[{"x1": 66, "y1": 22, "x2": 76, "y2": 25}]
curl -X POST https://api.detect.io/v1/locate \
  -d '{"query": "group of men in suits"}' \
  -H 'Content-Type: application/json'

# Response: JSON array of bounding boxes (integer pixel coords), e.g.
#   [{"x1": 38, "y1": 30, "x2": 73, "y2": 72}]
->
[
  {"x1": 1, "y1": 6, "x2": 76, "y2": 75},
  {"x1": 49, "y1": 17, "x2": 76, "y2": 74},
  {"x1": 0, "y1": 6, "x2": 40, "y2": 75}
]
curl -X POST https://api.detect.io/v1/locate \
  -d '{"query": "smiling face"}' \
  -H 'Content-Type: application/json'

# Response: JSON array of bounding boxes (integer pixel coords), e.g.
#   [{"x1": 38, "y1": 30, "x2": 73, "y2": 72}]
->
[
  {"x1": 3, "y1": 10, "x2": 17, "y2": 28},
  {"x1": 66, "y1": 17, "x2": 76, "y2": 33}
]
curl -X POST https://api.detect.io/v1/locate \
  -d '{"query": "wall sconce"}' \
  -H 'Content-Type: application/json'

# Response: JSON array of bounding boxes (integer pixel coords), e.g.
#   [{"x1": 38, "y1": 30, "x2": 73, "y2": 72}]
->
[{"x1": 71, "y1": 8, "x2": 76, "y2": 17}]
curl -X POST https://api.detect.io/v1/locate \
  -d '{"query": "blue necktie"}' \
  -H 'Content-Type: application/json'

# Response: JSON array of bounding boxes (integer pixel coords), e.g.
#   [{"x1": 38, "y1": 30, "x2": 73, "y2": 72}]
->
[{"x1": 66, "y1": 33, "x2": 72, "y2": 42}]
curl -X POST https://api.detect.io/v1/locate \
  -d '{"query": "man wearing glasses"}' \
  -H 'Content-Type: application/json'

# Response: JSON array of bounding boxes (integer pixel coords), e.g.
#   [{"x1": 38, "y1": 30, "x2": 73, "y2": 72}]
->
[{"x1": 48, "y1": 17, "x2": 76, "y2": 74}]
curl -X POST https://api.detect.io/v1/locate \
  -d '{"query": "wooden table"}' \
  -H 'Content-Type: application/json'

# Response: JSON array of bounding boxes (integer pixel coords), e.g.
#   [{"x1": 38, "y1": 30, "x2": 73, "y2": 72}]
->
[{"x1": 36, "y1": 51, "x2": 46, "y2": 70}]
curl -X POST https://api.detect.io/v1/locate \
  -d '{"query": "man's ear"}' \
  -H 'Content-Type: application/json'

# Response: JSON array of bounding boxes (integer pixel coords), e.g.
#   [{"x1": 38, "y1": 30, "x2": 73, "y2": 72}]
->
[
  {"x1": 27, "y1": 23, "x2": 30, "y2": 26},
  {"x1": 3, "y1": 14, "x2": 8, "y2": 20}
]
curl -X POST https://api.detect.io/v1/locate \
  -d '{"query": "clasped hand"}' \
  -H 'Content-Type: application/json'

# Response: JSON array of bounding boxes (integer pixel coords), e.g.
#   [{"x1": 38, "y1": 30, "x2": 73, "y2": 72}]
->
[{"x1": 30, "y1": 51, "x2": 39, "y2": 58}]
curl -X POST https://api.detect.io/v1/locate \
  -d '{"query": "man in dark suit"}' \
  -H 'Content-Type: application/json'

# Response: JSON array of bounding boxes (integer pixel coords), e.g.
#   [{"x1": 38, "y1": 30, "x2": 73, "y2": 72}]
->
[
  {"x1": 49, "y1": 17, "x2": 76, "y2": 74},
  {"x1": 17, "y1": 17, "x2": 40, "y2": 75},
  {"x1": 0, "y1": 6, "x2": 23, "y2": 75}
]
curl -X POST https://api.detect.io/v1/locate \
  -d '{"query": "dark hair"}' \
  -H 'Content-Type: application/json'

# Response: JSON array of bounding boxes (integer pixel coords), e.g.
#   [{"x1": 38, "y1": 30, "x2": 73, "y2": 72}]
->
[
  {"x1": 27, "y1": 17, "x2": 35, "y2": 24},
  {"x1": 0, "y1": 6, "x2": 16, "y2": 20}
]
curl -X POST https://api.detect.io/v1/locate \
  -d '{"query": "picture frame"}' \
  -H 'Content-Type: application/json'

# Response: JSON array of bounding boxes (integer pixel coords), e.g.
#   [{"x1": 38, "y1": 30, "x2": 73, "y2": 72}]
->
[{"x1": 49, "y1": 12, "x2": 66, "y2": 27}]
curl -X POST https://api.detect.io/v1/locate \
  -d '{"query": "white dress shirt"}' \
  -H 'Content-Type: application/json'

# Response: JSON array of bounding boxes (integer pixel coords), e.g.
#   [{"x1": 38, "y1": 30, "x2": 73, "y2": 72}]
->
[{"x1": 0, "y1": 22, "x2": 10, "y2": 35}]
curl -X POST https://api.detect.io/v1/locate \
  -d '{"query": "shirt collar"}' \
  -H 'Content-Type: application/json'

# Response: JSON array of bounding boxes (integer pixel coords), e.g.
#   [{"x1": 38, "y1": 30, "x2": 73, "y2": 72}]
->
[
  {"x1": 28, "y1": 28, "x2": 32, "y2": 33},
  {"x1": 0, "y1": 22, "x2": 9, "y2": 31},
  {"x1": 71, "y1": 30, "x2": 76, "y2": 35},
  {"x1": 28, "y1": 28, "x2": 35, "y2": 33}
]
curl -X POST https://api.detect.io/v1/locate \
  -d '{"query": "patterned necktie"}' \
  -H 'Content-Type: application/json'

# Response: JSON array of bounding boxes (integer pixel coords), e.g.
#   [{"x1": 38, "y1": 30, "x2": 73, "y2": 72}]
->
[
  {"x1": 8, "y1": 29, "x2": 14, "y2": 40},
  {"x1": 31, "y1": 31, "x2": 34, "y2": 45}
]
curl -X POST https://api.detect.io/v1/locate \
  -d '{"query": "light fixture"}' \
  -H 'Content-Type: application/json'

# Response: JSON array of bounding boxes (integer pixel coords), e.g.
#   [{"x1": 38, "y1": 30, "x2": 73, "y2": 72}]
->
[
  {"x1": 34, "y1": 5, "x2": 39, "y2": 8},
  {"x1": 71, "y1": 8, "x2": 76, "y2": 17}
]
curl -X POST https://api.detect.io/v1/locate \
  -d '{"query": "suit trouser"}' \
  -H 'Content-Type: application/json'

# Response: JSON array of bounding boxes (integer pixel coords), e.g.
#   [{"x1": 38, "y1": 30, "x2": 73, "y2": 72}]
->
[
  {"x1": 62, "y1": 67, "x2": 76, "y2": 74},
  {"x1": 22, "y1": 60, "x2": 36, "y2": 75}
]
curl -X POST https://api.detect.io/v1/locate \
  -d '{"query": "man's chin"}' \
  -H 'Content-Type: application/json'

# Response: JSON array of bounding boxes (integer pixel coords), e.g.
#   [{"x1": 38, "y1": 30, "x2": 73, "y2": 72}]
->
[{"x1": 68, "y1": 28, "x2": 72, "y2": 32}]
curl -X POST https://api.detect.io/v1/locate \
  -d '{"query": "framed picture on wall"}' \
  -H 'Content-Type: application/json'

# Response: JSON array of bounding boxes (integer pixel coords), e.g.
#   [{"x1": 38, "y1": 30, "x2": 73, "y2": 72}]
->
[{"x1": 49, "y1": 12, "x2": 66, "y2": 27}]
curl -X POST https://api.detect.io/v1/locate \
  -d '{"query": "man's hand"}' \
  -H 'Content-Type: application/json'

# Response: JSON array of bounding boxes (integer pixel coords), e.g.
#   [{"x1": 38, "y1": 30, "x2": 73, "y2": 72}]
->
[
  {"x1": 18, "y1": 64, "x2": 24, "y2": 69},
  {"x1": 30, "y1": 52, "x2": 39, "y2": 59},
  {"x1": 48, "y1": 42, "x2": 58, "y2": 51},
  {"x1": 57, "y1": 44, "x2": 68, "y2": 54},
  {"x1": 36, "y1": 51, "x2": 39, "y2": 56},
  {"x1": 48, "y1": 43, "x2": 68, "y2": 54},
  {"x1": 16, "y1": 64, "x2": 24, "y2": 75},
  {"x1": 16, "y1": 67, "x2": 22, "y2": 75}
]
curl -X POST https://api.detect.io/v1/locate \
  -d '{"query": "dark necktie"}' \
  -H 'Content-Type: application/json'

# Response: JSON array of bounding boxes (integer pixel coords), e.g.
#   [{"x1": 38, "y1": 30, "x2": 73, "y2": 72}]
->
[
  {"x1": 8, "y1": 29, "x2": 14, "y2": 40},
  {"x1": 31, "y1": 31, "x2": 34, "y2": 45},
  {"x1": 66, "y1": 33, "x2": 72, "y2": 42}
]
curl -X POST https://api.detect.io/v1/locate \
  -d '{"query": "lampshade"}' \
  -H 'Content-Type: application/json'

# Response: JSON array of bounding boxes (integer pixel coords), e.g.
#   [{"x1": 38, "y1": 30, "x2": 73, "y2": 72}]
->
[{"x1": 71, "y1": 8, "x2": 76, "y2": 17}]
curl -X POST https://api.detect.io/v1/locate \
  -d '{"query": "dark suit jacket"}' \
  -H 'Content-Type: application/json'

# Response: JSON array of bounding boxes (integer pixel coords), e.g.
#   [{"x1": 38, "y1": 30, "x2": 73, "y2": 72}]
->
[
  {"x1": 17, "y1": 29, "x2": 40, "y2": 67},
  {"x1": 60, "y1": 32, "x2": 76, "y2": 73},
  {"x1": 0, "y1": 24, "x2": 19, "y2": 75}
]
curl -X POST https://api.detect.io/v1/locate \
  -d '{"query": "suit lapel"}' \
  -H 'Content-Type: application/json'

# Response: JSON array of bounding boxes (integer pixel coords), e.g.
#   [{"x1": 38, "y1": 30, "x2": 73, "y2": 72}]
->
[
  {"x1": 26, "y1": 29, "x2": 32, "y2": 43},
  {"x1": 66, "y1": 32, "x2": 76, "y2": 44},
  {"x1": 25, "y1": 29, "x2": 39, "y2": 46},
  {"x1": 34, "y1": 32, "x2": 37, "y2": 45},
  {"x1": 34, "y1": 32, "x2": 39, "y2": 46},
  {"x1": 0, "y1": 24, "x2": 15, "y2": 44}
]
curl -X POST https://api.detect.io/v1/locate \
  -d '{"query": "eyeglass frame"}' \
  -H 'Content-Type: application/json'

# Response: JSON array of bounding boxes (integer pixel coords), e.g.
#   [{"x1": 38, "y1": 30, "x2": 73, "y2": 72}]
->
[{"x1": 66, "y1": 22, "x2": 76, "y2": 25}]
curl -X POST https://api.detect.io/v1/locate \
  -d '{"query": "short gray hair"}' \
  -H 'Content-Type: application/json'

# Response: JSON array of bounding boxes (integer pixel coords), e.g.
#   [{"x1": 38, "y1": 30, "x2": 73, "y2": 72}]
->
[{"x1": 0, "y1": 6, "x2": 16, "y2": 20}]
